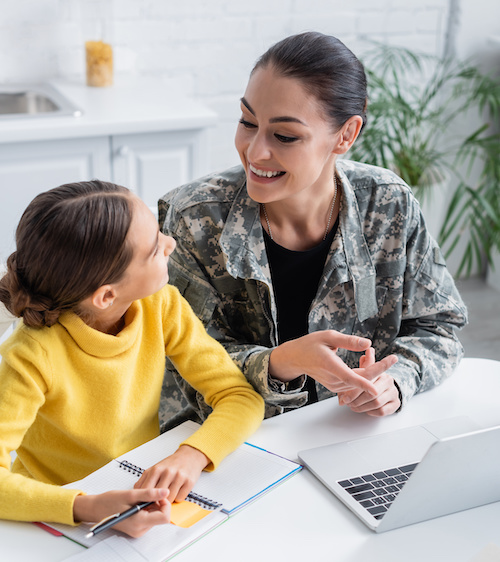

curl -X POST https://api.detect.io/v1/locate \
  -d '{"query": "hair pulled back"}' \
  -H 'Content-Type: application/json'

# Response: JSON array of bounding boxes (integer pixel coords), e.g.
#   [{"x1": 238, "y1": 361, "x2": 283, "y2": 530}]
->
[
  {"x1": 0, "y1": 180, "x2": 133, "y2": 328},
  {"x1": 253, "y1": 31, "x2": 368, "y2": 132}
]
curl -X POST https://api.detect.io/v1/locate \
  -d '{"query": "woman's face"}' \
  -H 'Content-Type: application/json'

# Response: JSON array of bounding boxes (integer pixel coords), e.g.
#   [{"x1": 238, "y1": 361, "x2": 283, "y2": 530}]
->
[{"x1": 235, "y1": 65, "x2": 339, "y2": 205}]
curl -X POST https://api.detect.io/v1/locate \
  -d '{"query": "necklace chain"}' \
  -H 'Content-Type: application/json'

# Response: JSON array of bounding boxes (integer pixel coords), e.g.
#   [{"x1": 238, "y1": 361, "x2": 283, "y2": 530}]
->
[
  {"x1": 262, "y1": 202, "x2": 274, "y2": 240},
  {"x1": 323, "y1": 173, "x2": 338, "y2": 240},
  {"x1": 262, "y1": 173, "x2": 338, "y2": 242}
]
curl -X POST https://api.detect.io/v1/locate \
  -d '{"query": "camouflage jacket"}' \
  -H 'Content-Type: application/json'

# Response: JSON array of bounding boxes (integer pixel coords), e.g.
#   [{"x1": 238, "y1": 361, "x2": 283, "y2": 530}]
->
[{"x1": 158, "y1": 160, "x2": 467, "y2": 421}]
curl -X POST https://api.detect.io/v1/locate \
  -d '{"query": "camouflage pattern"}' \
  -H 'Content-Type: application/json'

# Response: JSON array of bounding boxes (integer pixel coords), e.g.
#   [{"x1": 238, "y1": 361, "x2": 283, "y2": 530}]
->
[{"x1": 158, "y1": 160, "x2": 468, "y2": 421}]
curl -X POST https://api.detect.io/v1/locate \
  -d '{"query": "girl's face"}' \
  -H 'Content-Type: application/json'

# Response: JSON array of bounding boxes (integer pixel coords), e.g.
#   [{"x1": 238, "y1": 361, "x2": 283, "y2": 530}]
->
[
  {"x1": 116, "y1": 196, "x2": 176, "y2": 302},
  {"x1": 234, "y1": 65, "x2": 340, "y2": 205}
]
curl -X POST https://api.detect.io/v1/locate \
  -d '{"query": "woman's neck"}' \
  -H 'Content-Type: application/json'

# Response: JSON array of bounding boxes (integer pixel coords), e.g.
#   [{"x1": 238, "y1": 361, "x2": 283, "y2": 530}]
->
[{"x1": 261, "y1": 180, "x2": 340, "y2": 251}]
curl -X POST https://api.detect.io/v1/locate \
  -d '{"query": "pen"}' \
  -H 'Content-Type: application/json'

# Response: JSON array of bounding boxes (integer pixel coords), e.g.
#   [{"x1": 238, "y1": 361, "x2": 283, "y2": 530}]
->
[{"x1": 85, "y1": 501, "x2": 154, "y2": 538}]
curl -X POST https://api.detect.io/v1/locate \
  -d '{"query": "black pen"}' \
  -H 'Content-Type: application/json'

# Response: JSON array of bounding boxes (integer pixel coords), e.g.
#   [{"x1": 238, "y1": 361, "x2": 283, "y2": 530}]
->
[{"x1": 85, "y1": 501, "x2": 154, "y2": 538}]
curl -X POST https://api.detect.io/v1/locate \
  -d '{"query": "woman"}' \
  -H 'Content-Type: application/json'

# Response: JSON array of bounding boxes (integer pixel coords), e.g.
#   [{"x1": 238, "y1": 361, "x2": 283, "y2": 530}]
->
[{"x1": 158, "y1": 32, "x2": 467, "y2": 421}]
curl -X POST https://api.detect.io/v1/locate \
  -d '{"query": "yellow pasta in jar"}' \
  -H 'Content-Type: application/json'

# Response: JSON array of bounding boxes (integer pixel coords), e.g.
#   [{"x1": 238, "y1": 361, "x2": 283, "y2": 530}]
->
[{"x1": 85, "y1": 40, "x2": 113, "y2": 87}]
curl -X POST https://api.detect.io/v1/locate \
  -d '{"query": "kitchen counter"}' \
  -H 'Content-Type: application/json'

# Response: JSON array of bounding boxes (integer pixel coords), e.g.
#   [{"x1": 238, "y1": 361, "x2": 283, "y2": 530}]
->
[{"x1": 0, "y1": 78, "x2": 217, "y2": 144}]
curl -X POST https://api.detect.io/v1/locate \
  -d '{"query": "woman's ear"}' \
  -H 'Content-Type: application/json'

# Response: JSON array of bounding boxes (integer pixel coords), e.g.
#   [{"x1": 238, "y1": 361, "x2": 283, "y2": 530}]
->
[
  {"x1": 90, "y1": 285, "x2": 116, "y2": 310},
  {"x1": 333, "y1": 116, "x2": 363, "y2": 155}
]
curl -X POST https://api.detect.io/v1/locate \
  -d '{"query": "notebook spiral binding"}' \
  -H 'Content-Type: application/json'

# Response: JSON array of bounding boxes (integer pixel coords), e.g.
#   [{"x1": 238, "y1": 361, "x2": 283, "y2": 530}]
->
[
  {"x1": 119, "y1": 460, "x2": 143, "y2": 477},
  {"x1": 183, "y1": 491, "x2": 222, "y2": 510},
  {"x1": 117, "y1": 460, "x2": 222, "y2": 510}
]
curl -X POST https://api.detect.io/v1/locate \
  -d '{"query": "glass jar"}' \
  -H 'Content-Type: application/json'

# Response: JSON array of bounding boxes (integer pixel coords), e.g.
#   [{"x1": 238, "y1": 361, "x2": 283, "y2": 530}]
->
[
  {"x1": 82, "y1": 0, "x2": 113, "y2": 88},
  {"x1": 85, "y1": 40, "x2": 113, "y2": 87}
]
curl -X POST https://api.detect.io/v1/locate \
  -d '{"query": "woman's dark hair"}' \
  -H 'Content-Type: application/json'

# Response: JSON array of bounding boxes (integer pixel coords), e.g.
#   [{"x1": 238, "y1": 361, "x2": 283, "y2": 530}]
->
[
  {"x1": 253, "y1": 31, "x2": 368, "y2": 132},
  {"x1": 0, "y1": 180, "x2": 133, "y2": 328}
]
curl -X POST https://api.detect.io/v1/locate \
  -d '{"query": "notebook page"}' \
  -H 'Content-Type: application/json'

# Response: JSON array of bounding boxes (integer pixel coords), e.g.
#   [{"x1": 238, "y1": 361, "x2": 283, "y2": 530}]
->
[
  {"x1": 64, "y1": 536, "x2": 148, "y2": 562},
  {"x1": 62, "y1": 459, "x2": 138, "y2": 495},
  {"x1": 193, "y1": 443, "x2": 301, "y2": 513}
]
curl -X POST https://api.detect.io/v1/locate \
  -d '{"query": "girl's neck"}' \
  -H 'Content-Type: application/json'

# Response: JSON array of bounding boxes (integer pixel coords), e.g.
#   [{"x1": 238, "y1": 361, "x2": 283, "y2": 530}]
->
[
  {"x1": 79, "y1": 303, "x2": 130, "y2": 335},
  {"x1": 92, "y1": 315, "x2": 126, "y2": 336}
]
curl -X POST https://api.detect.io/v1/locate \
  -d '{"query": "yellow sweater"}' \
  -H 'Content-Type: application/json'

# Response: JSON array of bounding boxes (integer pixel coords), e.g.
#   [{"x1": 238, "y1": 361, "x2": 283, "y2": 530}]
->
[{"x1": 0, "y1": 285, "x2": 264, "y2": 525}]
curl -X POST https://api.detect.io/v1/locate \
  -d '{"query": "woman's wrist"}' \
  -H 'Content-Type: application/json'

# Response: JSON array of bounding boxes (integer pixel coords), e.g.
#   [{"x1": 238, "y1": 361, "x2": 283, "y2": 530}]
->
[{"x1": 269, "y1": 340, "x2": 303, "y2": 382}]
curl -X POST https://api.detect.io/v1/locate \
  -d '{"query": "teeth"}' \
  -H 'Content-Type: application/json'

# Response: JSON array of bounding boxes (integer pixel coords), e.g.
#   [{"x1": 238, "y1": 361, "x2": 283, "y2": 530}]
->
[{"x1": 250, "y1": 164, "x2": 282, "y2": 178}]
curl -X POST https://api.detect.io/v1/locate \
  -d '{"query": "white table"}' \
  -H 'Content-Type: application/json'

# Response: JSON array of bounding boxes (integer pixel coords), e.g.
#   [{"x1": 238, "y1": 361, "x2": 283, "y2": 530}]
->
[{"x1": 3, "y1": 357, "x2": 500, "y2": 562}]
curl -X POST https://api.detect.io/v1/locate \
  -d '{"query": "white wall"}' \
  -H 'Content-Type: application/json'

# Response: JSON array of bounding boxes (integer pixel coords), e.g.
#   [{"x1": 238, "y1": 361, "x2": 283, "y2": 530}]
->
[
  {"x1": 455, "y1": 0, "x2": 500, "y2": 61},
  {"x1": 455, "y1": 0, "x2": 500, "y2": 282},
  {"x1": 0, "y1": 0, "x2": 456, "y2": 172}
]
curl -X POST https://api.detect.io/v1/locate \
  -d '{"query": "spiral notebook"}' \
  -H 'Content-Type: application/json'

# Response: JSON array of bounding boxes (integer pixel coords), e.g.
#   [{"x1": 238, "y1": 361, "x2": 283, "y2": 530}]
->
[{"x1": 43, "y1": 420, "x2": 301, "y2": 562}]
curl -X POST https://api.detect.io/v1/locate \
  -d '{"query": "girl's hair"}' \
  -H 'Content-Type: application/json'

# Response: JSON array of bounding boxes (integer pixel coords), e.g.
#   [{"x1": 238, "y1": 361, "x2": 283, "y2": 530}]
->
[
  {"x1": 0, "y1": 180, "x2": 133, "y2": 328},
  {"x1": 253, "y1": 31, "x2": 368, "y2": 132}
]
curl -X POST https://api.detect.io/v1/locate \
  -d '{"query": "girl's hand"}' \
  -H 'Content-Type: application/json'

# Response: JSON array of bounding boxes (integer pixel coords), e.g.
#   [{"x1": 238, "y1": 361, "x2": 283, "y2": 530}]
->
[
  {"x1": 73, "y1": 487, "x2": 170, "y2": 538},
  {"x1": 134, "y1": 445, "x2": 209, "y2": 503}
]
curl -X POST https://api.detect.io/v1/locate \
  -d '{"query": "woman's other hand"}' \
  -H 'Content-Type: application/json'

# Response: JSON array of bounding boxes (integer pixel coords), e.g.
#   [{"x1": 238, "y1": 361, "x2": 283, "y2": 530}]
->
[
  {"x1": 73, "y1": 487, "x2": 170, "y2": 538},
  {"x1": 337, "y1": 347, "x2": 401, "y2": 416},
  {"x1": 134, "y1": 445, "x2": 209, "y2": 503}
]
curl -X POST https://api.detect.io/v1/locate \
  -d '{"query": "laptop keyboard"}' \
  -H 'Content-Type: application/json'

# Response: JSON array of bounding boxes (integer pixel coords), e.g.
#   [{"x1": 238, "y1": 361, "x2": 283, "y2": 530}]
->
[{"x1": 338, "y1": 462, "x2": 419, "y2": 519}]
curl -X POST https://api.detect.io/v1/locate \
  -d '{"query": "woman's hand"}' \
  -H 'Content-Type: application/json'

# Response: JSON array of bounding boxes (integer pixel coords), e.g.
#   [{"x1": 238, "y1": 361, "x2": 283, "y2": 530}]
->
[
  {"x1": 73, "y1": 488, "x2": 170, "y2": 538},
  {"x1": 337, "y1": 347, "x2": 401, "y2": 416},
  {"x1": 134, "y1": 445, "x2": 209, "y2": 503},
  {"x1": 269, "y1": 330, "x2": 396, "y2": 397}
]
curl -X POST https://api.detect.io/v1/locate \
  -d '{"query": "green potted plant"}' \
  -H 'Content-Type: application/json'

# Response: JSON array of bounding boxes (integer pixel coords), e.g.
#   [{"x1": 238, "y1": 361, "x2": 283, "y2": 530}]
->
[{"x1": 349, "y1": 42, "x2": 500, "y2": 277}]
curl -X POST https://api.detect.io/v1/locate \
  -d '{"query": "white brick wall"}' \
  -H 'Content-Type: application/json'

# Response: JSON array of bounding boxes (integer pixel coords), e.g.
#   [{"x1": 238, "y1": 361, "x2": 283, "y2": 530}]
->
[{"x1": 0, "y1": 0, "x2": 497, "y2": 172}]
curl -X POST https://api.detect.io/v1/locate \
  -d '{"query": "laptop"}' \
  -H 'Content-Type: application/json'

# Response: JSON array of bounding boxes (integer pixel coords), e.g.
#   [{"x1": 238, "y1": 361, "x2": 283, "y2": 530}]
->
[{"x1": 298, "y1": 416, "x2": 500, "y2": 533}]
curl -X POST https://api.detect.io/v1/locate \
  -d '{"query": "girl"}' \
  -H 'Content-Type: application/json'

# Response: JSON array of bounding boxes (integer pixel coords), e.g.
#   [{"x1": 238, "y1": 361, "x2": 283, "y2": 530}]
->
[{"x1": 0, "y1": 180, "x2": 264, "y2": 537}]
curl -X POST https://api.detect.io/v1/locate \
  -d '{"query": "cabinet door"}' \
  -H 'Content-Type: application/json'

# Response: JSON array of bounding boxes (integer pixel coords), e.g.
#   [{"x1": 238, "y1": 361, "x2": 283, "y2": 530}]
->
[
  {"x1": 111, "y1": 129, "x2": 210, "y2": 214},
  {"x1": 0, "y1": 137, "x2": 111, "y2": 265}
]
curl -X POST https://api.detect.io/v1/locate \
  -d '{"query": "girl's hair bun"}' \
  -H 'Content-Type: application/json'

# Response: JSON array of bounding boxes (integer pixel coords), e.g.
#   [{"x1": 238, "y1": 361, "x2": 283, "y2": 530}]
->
[{"x1": 0, "y1": 252, "x2": 61, "y2": 328}]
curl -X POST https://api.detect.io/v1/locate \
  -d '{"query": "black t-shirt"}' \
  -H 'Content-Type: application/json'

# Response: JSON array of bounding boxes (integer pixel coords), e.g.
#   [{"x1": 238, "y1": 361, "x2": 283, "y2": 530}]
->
[{"x1": 264, "y1": 219, "x2": 338, "y2": 403}]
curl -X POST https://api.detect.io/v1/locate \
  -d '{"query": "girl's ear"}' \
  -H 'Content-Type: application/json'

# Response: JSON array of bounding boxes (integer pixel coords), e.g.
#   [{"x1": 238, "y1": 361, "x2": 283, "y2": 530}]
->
[
  {"x1": 90, "y1": 285, "x2": 116, "y2": 310},
  {"x1": 332, "y1": 116, "x2": 363, "y2": 155}
]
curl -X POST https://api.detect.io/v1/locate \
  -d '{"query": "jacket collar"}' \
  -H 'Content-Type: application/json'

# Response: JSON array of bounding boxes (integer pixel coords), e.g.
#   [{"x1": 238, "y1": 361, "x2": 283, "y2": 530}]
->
[
  {"x1": 336, "y1": 163, "x2": 378, "y2": 322},
  {"x1": 220, "y1": 180, "x2": 272, "y2": 286},
  {"x1": 219, "y1": 163, "x2": 377, "y2": 322}
]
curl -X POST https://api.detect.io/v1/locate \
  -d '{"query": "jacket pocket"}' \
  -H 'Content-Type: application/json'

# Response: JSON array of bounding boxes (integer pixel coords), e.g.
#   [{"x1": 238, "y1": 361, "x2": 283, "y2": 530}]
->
[{"x1": 168, "y1": 265, "x2": 218, "y2": 325}]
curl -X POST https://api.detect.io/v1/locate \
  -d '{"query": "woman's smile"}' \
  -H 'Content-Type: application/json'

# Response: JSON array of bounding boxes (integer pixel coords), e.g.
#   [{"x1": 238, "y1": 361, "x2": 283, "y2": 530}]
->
[{"x1": 249, "y1": 163, "x2": 286, "y2": 181}]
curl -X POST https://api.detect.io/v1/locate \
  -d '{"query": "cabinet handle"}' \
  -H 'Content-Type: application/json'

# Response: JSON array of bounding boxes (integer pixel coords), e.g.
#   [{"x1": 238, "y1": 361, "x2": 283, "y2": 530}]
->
[{"x1": 117, "y1": 145, "x2": 130, "y2": 157}]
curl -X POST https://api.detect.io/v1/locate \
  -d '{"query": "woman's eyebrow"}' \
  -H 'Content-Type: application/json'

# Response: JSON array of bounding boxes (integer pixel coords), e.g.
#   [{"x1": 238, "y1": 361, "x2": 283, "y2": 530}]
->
[
  {"x1": 240, "y1": 97, "x2": 255, "y2": 115},
  {"x1": 269, "y1": 115, "x2": 306, "y2": 125},
  {"x1": 240, "y1": 97, "x2": 306, "y2": 126}
]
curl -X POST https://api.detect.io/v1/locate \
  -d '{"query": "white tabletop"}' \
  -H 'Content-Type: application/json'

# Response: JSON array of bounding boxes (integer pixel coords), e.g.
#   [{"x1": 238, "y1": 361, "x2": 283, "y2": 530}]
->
[{"x1": 3, "y1": 357, "x2": 500, "y2": 562}]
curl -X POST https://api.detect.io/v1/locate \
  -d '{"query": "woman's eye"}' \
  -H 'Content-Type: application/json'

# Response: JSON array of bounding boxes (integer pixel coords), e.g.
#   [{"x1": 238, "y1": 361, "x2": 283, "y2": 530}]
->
[
  {"x1": 275, "y1": 133, "x2": 298, "y2": 143},
  {"x1": 239, "y1": 118, "x2": 257, "y2": 129}
]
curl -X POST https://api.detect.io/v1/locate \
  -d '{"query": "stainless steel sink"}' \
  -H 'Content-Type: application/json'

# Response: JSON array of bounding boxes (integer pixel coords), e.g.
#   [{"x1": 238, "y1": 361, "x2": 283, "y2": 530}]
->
[{"x1": 0, "y1": 83, "x2": 82, "y2": 119}]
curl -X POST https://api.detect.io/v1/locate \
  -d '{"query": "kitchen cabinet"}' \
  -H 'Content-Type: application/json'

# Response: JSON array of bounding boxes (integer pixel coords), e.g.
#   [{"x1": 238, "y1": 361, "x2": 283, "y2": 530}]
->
[
  {"x1": 0, "y1": 80, "x2": 216, "y2": 265},
  {"x1": 0, "y1": 129, "x2": 208, "y2": 262},
  {"x1": 111, "y1": 128, "x2": 210, "y2": 214},
  {"x1": 0, "y1": 136, "x2": 111, "y2": 263}
]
